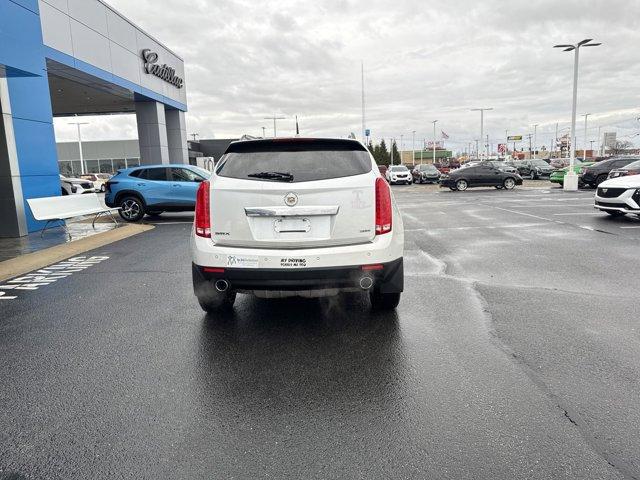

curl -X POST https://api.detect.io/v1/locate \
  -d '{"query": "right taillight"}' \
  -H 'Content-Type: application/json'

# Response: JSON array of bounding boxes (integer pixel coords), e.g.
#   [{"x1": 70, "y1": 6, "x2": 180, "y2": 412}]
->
[
  {"x1": 375, "y1": 177, "x2": 392, "y2": 235},
  {"x1": 195, "y1": 180, "x2": 211, "y2": 238}
]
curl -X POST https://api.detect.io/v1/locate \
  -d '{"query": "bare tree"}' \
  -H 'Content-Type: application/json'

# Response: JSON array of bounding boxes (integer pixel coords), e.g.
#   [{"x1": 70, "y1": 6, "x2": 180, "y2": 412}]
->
[{"x1": 609, "y1": 140, "x2": 634, "y2": 155}]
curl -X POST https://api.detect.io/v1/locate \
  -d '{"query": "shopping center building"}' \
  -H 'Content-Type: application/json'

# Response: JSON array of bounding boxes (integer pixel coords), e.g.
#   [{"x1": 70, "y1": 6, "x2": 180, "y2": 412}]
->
[{"x1": 0, "y1": 0, "x2": 188, "y2": 237}]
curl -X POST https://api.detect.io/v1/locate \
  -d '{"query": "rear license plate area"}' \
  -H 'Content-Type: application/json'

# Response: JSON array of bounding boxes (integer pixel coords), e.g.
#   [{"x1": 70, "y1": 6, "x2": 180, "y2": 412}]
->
[{"x1": 275, "y1": 217, "x2": 311, "y2": 233}]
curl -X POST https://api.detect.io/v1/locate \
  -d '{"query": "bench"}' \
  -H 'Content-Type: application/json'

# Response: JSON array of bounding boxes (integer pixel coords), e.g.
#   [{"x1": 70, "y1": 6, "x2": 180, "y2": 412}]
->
[{"x1": 27, "y1": 193, "x2": 120, "y2": 239}]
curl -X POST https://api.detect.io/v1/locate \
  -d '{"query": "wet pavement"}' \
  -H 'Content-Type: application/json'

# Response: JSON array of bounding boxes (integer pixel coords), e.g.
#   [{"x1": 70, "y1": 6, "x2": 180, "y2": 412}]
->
[{"x1": 1, "y1": 185, "x2": 639, "y2": 479}]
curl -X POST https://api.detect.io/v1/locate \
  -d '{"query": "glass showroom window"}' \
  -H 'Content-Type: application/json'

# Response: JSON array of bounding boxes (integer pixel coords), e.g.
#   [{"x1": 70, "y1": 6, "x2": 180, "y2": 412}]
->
[
  {"x1": 59, "y1": 161, "x2": 73, "y2": 176},
  {"x1": 85, "y1": 160, "x2": 99, "y2": 173},
  {"x1": 99, "y1": 159, "x2": 113, "y2": 173},
  {"x1": 125, "y1": 158, "x2": 140, "y2": 168},
  {"x1": 113, "y1": 159, "x2": 127, "y2": 171}
]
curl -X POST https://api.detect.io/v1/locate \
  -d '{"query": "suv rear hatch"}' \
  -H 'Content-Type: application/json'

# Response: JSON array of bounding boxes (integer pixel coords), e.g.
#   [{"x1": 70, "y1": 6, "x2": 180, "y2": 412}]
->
[{"x1": 211, "y1": 138, "x2": 377, "y2": 248}]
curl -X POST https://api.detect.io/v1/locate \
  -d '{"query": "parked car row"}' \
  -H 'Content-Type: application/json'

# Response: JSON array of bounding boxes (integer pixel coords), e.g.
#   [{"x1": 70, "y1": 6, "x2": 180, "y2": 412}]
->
[
  {"x1": 59, "y1": 173, "x2": 112, "y2": 195},
  {"x1": 549, "y1": 156, "x2": 640, "y2": 188}
]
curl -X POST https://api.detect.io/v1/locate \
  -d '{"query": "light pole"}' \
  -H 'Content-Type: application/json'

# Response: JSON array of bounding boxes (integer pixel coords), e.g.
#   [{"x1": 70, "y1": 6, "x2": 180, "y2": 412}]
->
[
  {"x1": 69, "y1": 120, "x2": 89, "y2": 175},
  {"x1": 582, "y1": 113, "x2": 591, "y2": 161},
  {"x1": 554, "y1": 38, "x2": 601, "y2": 190},
  {"x1": 400, "y1": 134, "x2": 404, "y2": 162},
  {"x1": 431, "y1": 121, "x2": 438, "y2": 164},
  {"x1": 474, "y1": 139, "x2": 479, "y2": 158},
  {"x1": 390, "y1": 138, "x2": 395, "y2": 166},
  {"x1": 596, "y1": 125, "x2": 602, "y2": 157},
  {"x1": 505, "y1": 129, "x2": 509, "y2": 158},
  {"x1": 264, "y1": 115, "x2": 286, "y2": 137},
  {"x1": 261, "y1": 126, "x2": 266, "y2": 138},
  {"x1": 471, "y1": 108, "x2": 493, "y2": 159},
  {"x1": 412, "y1": 130, "x2": 416, "y2": 166},
  {"x1": 532, "y1": 124, "x2": 539, "y2": 159}
]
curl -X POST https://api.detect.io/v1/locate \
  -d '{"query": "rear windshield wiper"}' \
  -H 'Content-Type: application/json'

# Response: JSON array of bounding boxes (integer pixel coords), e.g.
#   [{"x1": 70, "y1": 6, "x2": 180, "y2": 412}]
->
[{"x1": 247, "y1": 171, "x2": 294, "y2": 182}]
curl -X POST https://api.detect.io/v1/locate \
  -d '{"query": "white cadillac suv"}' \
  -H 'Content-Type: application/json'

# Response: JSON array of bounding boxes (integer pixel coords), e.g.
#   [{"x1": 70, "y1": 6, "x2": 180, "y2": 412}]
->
[
  {"x1": 190, "y1": 138, "x2": 404, "y2": 312},
  {"x1": 594, "y1": 175, "x2": 640, "y2": 217}
]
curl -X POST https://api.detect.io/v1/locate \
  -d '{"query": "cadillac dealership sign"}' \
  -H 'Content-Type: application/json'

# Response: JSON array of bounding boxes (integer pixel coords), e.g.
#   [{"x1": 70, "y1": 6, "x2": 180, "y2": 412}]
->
[{"x1": 141, "y1": 49, "x2": 184, "y2": 89}]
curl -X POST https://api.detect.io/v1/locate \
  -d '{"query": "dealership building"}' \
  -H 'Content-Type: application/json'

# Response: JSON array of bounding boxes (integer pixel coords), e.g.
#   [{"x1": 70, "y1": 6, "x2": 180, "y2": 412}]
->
[{"x1": 0, "y1": 0, "x2": 188, "y2": 237}]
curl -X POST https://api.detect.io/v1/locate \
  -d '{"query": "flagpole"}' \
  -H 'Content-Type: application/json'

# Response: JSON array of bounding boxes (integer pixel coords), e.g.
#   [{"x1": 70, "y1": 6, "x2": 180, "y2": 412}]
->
[{"x1": 431, "y1": 120, "x2": 438, "y2": 164}]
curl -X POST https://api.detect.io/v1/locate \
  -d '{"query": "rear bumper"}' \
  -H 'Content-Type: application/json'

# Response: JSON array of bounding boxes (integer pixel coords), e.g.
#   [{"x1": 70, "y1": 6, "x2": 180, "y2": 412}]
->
[{"x1": 192, "y1": 258, "x2": 404, "y2": 293}]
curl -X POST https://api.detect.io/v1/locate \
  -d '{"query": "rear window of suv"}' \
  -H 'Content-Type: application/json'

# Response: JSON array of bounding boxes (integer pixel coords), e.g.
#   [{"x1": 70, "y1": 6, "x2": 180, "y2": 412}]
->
[{"x1": 216, "y1": 139, "x2": 372, "y2": 183}]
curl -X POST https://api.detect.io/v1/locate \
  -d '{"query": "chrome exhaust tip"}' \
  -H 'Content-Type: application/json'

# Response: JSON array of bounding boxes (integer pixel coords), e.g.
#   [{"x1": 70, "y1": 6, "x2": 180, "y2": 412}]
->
[
  {"x1": 215, "y1": 279, "x2": 229, "y2": 292},
  {"x1": 359, "y1": 276, "x2": 374, "y2": 290}
]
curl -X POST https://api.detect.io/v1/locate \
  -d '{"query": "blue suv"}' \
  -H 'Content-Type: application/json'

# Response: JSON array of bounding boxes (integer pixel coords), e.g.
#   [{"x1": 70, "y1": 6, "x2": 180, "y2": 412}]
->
[{"x1": 105, "y1": 164, "x2": 211, "y2": 222}]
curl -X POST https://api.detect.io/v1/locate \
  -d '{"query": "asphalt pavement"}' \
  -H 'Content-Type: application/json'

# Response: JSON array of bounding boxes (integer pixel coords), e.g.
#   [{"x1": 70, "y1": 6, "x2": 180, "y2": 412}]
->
[{"x1": 1, "y1": 183, "x2": 639, "y2": 479}]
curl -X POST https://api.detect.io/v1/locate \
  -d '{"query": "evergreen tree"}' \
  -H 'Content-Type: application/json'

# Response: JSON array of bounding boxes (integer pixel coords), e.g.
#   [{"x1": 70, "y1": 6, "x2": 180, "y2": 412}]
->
[
  {"x1": 391, "y1": 140, "x2": 402, "y2": 166},
  {"x1": 378, "y1": 139, "x2": 390, "y2": 166}
]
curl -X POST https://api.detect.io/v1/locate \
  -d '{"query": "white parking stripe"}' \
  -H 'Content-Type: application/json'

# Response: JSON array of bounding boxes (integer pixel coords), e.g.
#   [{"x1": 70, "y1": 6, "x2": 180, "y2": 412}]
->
[
  {"x1": 553, "y1": 212, "x2": 602, "y2": 216},
  {"x1": 620, "y1": 226, "x2": 640, "y2": 229}
]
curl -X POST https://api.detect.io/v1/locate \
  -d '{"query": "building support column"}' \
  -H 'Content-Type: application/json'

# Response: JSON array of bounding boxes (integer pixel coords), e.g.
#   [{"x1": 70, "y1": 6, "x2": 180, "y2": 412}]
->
[
  {"x1": 135, "y1": 101, "x2": 169, "y2": 165},
  {"x1": 166, "y1": 108, "x2": 188, "y2": 164},
  {"x1": 0, "y1": 78, "x2": 28, "y2": 237}
]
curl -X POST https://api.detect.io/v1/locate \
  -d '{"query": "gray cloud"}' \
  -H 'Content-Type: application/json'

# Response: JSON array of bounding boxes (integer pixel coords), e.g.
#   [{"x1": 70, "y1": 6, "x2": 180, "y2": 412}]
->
[{"x1": 54, "y1": 0, "x2": 640, "y2": 152}]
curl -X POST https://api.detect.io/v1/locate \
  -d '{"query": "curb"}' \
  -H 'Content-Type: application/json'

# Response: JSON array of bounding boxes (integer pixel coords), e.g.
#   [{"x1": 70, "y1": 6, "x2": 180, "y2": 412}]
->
[{"x1": 0, "y1": 224, "x2": 154, "y2": 283}]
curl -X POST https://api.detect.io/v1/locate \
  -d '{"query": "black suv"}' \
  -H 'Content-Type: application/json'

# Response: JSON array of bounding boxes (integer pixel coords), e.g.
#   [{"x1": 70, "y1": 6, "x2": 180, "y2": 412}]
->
[
  {"x1": 513, "y1": 159, "x2": 554, "y2": 179},
  {"x1": 581, "y1": 157, "x2": 640, "y2": 187}
]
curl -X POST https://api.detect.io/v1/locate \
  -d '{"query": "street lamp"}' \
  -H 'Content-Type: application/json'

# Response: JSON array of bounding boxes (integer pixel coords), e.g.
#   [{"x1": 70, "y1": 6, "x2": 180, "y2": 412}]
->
[
  {"x1": 581, "y1": 113, "x2": 591, "y2": 161},
  {"x1": 554, "y1": 38, "x2": 601, "y2": 190},
  {"x1": 532, "y1": 124, "x2": 539, "y2": 159},
  {"x1": 471, "y1": 108, "x2": 493, "y2": 159},
  {"x1": 412, "y1": 130, "x2": 416, "y2": 166},
  {"x1": 68, "y1": 120, "x2": 89, "y2": 175},
  {"x1": 431, "y1": 121, "x2": 438, "y2": 164}
]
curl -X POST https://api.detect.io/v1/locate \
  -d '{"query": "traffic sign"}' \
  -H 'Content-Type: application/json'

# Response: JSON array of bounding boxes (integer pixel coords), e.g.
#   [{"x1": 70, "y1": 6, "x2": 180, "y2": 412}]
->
[{"x1": 507, "y1": 135, "x2": 523, "y2": 141}]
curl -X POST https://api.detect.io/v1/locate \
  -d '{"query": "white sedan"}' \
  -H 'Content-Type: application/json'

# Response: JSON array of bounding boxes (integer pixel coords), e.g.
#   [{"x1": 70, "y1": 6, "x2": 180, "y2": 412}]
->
[{"x1": 594, "y1": 175, "x2": 640, "y2": 217}]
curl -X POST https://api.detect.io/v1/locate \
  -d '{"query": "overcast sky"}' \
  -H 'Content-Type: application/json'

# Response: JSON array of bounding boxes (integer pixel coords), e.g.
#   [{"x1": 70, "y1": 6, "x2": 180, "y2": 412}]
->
[{"x1": 53, "y1": 0, "x2": 640, "y2": 152}]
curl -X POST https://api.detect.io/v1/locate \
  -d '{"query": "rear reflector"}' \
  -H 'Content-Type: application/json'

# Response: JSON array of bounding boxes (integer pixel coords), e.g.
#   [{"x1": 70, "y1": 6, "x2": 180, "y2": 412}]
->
[
  {"x1": 375, "y1": 177, "x2": 392, "y2": 235},
  {"x1": 362, "y1": 264, "x2": 384, "y2": 271},
  {"x1": 203, "y1": 267, "x2": 225, "y2": 273},
  {"x1": 195, "y1": 180, "x2": 211, "y2": 238}
]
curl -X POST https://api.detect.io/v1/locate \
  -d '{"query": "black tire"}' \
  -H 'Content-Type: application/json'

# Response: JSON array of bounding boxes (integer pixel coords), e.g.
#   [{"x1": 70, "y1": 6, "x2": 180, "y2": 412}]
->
[
  {"x1": 595, "y1": 174, "x2": 608, "y2": 187},
  {"x1": 495, "y1": 185, "x2": 504, "y2": 190},
  {"x1": 503, "y1": 177, "x2": 516, "y2": 190},
  {"x1": 369, "y1": 290, "x2": 401, "y2": 311},
  {"x1": 196, "y1": 290, "x2": 236, "y2": 313},
  {"x1": 605, "y1": 211, "x2": 626, "y2": 217},
  {"x1": 455, "y1": 179, "x2": 468, "y2": 191},
  {"x1": 118, "y1": 195, "x2": 145, "y2": 222},
  {"x1": 449, "y1": 187, "x2": 457, "y2": 191},
  {"x1": 61, "y1": 188, "x2": 68, "y2": 196},
  {"x1": 100, "y1": 184, "x2": 106, "y2": 192},
  {"x1": 530, "y1": 170, "x2": 537, "y2": 180}
]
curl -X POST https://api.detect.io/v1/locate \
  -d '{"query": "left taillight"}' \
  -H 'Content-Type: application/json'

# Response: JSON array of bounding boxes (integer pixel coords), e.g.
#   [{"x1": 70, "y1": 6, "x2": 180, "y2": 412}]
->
[
  {"x1": 195, "y1": 180, "x2": 211, "y2": 238},
  {"x1": 375, "y1": 177, "x2": 392, "y2": 235}
]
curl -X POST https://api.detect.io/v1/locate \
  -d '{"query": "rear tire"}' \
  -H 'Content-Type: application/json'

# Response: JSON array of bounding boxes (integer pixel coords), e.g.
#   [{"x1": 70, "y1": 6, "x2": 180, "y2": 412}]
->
[
  {"x1": 196, "y1": 289, "x2": 236, "y2": 313},
  {"x1": 494, "y1": 185, "x2": 504, "y2": 190},
  {"x1": 369, "y1": 290, "x2": 401, "y2": 311},
  {"x1": 449, "y1": 187, "x2": 457, "y2": 191},
  {"x1": 118, "y1": 195, "x2": 145, "y2": 222},
  {"x1": 455, "y1": 179, "x2": 468, "y2": 191}
]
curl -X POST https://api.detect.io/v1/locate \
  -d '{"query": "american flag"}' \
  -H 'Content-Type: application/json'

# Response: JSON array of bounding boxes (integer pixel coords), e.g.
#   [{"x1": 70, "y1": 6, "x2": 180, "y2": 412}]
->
[{"x1": 441, "y1": 131, "x2": 450, "y2": 140}]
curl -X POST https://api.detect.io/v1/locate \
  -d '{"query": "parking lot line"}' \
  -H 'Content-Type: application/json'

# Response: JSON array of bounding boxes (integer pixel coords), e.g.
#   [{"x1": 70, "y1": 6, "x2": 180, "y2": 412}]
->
[
  {"x1": 619, "y1": 226, "x2": 640, "y2": 229},
  {"x1": 553, "y1": 212, "x2": 602, "y2": 216}
]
